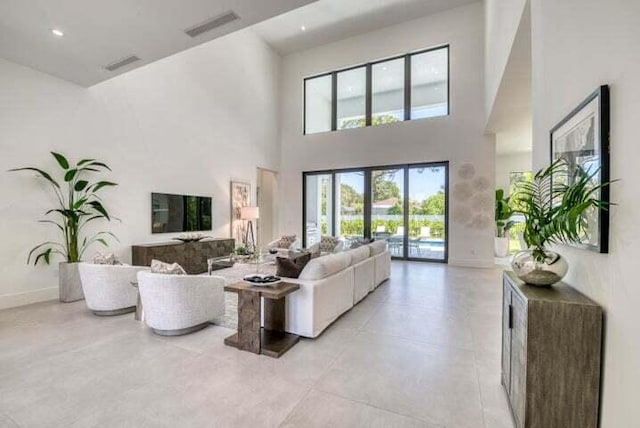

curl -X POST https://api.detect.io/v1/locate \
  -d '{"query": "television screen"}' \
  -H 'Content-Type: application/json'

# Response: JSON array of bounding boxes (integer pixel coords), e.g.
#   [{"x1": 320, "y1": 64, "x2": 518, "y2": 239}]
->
[{"x1": 151, "y1": 193, "x2": 212, "y2": 234}]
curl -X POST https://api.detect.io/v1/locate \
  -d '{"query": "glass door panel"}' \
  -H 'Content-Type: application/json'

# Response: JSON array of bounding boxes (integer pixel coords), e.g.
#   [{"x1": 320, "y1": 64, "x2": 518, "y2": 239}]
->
[
  {"x1": 408, "y1": 165, "x2": 447, "y2": 260},
  {"x1": 371, "y1": 168, "x2": 405, "y2": 258},
  {"x1": 335, "y1": 171, "x2": 365, "y2": 245},
  {"x1": 305, "y1": 174, "x2": 333, "y2": 246}
]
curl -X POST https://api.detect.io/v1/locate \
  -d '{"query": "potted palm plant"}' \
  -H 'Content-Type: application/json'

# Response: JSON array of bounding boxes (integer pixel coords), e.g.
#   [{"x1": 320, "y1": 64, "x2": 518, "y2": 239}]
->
[
  {"x1": 10, "y1": 152, "x2": 118, "y2": 302},
  {"x1": 510, "y1": 158, "x2": 612, "y2": 286},
  {"x1": 495, "y1": 188, "x2": 515, "y2": 257}
]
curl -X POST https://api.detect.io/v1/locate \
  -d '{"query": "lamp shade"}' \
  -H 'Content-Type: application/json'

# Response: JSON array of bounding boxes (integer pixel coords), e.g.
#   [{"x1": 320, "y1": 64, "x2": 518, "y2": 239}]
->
[{"x1": 240, "y1": 206, "x2": 259, "y2": 220}]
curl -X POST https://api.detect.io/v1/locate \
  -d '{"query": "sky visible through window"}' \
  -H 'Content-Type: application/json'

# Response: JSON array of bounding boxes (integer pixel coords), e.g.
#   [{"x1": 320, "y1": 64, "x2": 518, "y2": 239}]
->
[{"x1": 339, "y1": 168, "x2": 444, "y2": 201}]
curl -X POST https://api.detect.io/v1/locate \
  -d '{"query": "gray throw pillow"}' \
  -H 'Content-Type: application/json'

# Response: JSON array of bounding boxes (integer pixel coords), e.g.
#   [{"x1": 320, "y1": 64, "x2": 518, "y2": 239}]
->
[
  {"x1": 276, "y1": 253, "x2": 311, "y2": 278},
  {"x1": 150, "y1": 259, "x2": 187, "y2": 275}
]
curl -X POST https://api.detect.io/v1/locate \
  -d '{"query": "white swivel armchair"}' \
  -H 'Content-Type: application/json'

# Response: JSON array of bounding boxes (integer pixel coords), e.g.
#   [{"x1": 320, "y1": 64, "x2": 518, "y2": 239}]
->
[
  {"x1": 136, "y1": 271, "x2": 225, "y2": 336},
  {"x1": 78, "y1": 263, "x2": 149, "y2": 316}
]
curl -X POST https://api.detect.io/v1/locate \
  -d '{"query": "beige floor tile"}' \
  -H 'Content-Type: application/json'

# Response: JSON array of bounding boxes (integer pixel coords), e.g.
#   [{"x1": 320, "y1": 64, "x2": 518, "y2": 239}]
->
[
  {"x1": 281, "y1": 389, "x2": 439, "y2": 428},
  {"x1": 314, "y1": 332, "x2": 484, "y2": 427},
  {"x1": 362, "y1": 301, "x2": 474, "y2": 351}
]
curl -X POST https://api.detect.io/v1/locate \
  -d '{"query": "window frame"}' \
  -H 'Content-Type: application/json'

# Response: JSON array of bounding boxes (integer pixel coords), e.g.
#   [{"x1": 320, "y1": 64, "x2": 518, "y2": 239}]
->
[
  {"x1": 302, "y1": 72, "x2": 334, "y2": 135},
  {"x1": 302, "y1": 160, "x2": 450, "y2": 264},
  {"x1": 335, "y1": 65, "x2": 368, "y2": 131},
  {"x1": 302, "y1": 44, "x2": 450, "y2": 135}
]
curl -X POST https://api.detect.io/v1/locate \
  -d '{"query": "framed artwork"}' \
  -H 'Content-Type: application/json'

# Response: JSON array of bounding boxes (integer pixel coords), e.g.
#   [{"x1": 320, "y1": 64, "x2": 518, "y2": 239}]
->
[
  {"x1": 230, "y1": 181, "x2": 251, "y2": 245},
  {"x1": 550, "y1": 85, "x2": 610, "y2": 253}
]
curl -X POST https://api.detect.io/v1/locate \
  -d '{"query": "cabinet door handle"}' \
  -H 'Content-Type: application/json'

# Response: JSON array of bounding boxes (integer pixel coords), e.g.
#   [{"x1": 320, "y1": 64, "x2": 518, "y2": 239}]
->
[{"x1": 508, "y1": 304, "x2": 513, "y2": 329}]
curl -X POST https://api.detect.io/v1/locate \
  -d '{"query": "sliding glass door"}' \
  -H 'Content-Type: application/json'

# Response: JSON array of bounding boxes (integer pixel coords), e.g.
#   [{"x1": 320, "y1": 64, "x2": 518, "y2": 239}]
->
[
  {"x1": 371, "y1": 168, "x2": 405, "y2": 258},
  {"x1": 304, "y1": 173, "x2": 333, "y2": 246},
  {"x1": 407, "y1": 165, "x2": 447, "y2": 261},
  {"x1": 303, "y1": 162, "x2": 448, "y2": 263},
  {"x1": 336, "y1": 171, "x2": 365, "y2": 242}
]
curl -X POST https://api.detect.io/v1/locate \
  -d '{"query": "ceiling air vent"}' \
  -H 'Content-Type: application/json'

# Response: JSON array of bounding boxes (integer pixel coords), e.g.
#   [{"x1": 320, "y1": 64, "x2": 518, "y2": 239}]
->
[
  {"x1": 184, "y1": 11, "x2": 239, "y2": 38},
  {"x1": 104, "y1": 55, "x2": 141, "y2": 72}
]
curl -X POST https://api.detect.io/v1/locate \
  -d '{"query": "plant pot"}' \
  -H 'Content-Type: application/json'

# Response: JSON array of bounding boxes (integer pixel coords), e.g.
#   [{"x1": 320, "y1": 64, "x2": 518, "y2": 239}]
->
[
  {"x1": 494, "y1": 237, "x2": 510, "y2": 257},
  {"x1": 59, "y1": 262, "x2": 84, "y2": 302},
  {"x1": 511, "y1": 249, "x2": 569, "y2": 286}
]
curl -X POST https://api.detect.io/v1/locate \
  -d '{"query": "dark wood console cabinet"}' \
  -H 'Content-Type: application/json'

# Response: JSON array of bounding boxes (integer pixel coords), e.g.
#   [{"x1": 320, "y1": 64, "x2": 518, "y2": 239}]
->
[
  {"x1": 132, "y1": 239, "x2": 234, "y2": 274},
  {"x1": 502, "y1": 271, "x2": 602, "y2": 428}
]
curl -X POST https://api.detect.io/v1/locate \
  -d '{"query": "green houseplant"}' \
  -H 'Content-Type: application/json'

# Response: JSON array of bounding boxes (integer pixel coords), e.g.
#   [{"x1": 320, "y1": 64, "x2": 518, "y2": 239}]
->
[
  {"x1": 495, "y1": 188, "x2": 515, "y2": 257},
  {"x1": 10, "y1": 152, "x2": 118, "y2": 301},
  {"x1": 510, "y1": 158, "x2": 612, "y2": 286}
]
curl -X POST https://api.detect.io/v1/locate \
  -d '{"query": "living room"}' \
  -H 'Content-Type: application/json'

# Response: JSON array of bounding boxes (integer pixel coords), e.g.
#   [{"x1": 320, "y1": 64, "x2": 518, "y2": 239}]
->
[{"x1": 0, "y1": 0, "x2": 638, "y2": 427}]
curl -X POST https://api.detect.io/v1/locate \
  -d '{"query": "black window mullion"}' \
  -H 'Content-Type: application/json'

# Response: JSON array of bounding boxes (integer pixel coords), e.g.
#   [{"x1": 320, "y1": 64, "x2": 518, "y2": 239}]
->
[
  {"x1": 404, "y1": 54, "x2": 411, "y2": 121},
  {"x1": 303, "y1": 79, "x2": 307, "y2": 135},
  {"x1": 365, "y1": 64, "x2": 372, "y2": 127},
  {"x1": 302, "y1": 172, "x2": 307, "y2": 248},
  {"x1": 364, "y1": 170, "x2": 372, "y2": 240},
  {"x1": 331, "y1": 172, "x2": 336, "y2": 237},
  {"x1": 403, "y1": 166, "x2": 409, "y2": 258},
  {"x1": 331, "y1": 72, "x2": 337, "y2": 131}
]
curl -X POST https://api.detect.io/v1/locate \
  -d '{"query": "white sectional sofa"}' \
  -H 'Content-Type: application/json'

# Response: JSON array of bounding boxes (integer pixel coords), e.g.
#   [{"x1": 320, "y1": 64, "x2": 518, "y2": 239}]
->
[{"x1": 283, "y1": 240, "x2": 391, "y2": 338}]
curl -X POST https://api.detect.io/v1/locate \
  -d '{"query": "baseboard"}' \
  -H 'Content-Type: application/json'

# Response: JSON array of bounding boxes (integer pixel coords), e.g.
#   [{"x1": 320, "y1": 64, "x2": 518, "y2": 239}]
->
[
  {"x1": 448, "y1": 258, "x2": 495, "y2": 269},
  {"x1": 0, "y1": 287, "x2": 58, "y2": 310}
]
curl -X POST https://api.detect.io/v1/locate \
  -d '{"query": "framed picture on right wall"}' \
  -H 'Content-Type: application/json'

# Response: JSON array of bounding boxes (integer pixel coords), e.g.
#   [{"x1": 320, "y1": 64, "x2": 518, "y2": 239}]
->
[{"x1": 550, "y1": 84, "x2": 610, "y2": 253}]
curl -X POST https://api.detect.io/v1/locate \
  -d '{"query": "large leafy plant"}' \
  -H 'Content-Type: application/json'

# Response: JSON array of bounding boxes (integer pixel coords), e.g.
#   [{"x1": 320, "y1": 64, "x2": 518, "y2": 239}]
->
[
  {"x1": 495, "y1": 188, "x2": 515, "y2": 238},
  {"x1": 10, "y1": 152, "x2": 117, "y2": 265},
  {"x1": 511, "y1": 158, "x2": 611, "y2": 262}
]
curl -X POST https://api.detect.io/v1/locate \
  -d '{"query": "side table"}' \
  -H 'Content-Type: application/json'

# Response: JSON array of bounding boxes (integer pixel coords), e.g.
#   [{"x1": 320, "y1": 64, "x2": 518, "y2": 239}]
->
[{"x1": 224, "y1": 281, "x2": 300, "y2": 358}]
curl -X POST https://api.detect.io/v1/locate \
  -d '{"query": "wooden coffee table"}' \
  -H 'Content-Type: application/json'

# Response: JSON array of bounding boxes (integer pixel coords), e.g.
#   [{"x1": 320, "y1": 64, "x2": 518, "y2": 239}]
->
[{"x1": 223, "y1": 281, "x2": 300, "y2": 358}]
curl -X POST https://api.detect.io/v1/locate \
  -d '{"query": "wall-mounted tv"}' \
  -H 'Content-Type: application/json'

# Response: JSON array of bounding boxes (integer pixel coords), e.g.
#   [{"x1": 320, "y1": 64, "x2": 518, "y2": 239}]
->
[{"x1": 151, "y1": 193, "x2": 212, "y2": 234}]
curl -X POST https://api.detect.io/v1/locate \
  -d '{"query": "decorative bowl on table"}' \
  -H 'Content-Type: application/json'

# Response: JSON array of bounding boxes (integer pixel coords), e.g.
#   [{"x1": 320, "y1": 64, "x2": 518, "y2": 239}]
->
[
  {"x1": 172, "y1": 233, "x2": 211, "y2": 243},
  {"x1": 243, "y1": 274, "x2": 281, "y2": 286}
]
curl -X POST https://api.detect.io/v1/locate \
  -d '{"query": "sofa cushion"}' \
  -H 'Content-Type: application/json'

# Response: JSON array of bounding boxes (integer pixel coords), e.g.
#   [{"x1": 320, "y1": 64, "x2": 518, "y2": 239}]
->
[
  {"x1": 369, "y1": 240, "x2": 388, "y2": 256},
  {"x1": 299, "y1": 252, "x2": 352, "y2": 280},
  {"x1": 347, "y1": 246, "x2": 370, "y2": 265},
  {"x1": 150, "y1": 259, "x2": 186, "y2": 275},
  {"x1": 275, "y1": 253, "x2": 311, "y2": 278},
  {"x1": 349, "y1": 238, "x2": 374, "y2": 249}
]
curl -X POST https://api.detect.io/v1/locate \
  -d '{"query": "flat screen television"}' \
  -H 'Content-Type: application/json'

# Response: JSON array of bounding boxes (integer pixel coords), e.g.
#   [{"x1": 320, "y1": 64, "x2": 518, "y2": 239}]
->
[{"x1": 151, "y1": 193, "x2": 212, "y2": 234}]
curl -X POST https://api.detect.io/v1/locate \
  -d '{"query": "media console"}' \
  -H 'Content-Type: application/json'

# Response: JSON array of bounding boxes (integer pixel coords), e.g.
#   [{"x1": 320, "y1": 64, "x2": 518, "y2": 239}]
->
[{"x1": 132, "y1": 239, "x2": 235, "y2": 274}]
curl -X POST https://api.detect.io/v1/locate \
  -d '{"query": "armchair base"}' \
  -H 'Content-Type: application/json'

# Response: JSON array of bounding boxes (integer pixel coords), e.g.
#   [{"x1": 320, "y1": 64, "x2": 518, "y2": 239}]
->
[
  {"x1": 151, "y1": 321, "x2": 211, "y2": 336},
  {"x1": 92, "y1": 306, "x2": 136, "y2": 317}
]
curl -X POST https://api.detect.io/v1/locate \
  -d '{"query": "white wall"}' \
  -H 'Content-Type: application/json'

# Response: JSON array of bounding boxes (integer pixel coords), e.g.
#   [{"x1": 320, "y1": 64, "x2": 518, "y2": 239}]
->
[
  {"x1": 530, "y1": 0, "x2": 640, "y2": 425},
  {"x1": 0, "y1": 29, "x2": 281, "y2": 308},
  {"x1": 495, "y1": 151, "x2": 532, "y2": 195},
  {"x1": 484, "y1": 0, "x2": 527, "y2": 120},
  {"x1": 278, "y1": 2, "x2": 496, "y2": 267}
]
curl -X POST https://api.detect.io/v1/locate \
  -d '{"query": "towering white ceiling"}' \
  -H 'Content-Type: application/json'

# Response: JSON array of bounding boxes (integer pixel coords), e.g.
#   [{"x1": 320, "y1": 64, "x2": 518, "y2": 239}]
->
[
  {"x1": 253, "y1": 0, "x2": 478, "y2": 55},
  {"x1": 0, "y1": 0, "x2": 315, "y2": 86}
]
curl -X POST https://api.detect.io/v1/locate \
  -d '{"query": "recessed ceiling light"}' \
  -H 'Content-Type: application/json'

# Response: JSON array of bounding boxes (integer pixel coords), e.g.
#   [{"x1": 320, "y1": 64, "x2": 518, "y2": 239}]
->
[
  {"x1": 300, "y1": 25, "x2": 306, "y2": 32},
  {"x1": 51, "y1": 29, "x2": 64, "y2": 37}
]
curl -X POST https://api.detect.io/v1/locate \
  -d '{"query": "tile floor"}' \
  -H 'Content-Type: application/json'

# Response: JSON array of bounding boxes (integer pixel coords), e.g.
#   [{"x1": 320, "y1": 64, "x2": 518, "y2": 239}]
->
[{"x1": 0, "y1": 262, "x2": 513, "y2": 428}]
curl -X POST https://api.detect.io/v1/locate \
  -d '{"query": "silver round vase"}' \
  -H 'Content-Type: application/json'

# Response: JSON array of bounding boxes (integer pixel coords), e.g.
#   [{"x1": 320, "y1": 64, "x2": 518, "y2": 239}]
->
[{"x1": 511, "y1": 249, "x2": 568, "y2": 286}]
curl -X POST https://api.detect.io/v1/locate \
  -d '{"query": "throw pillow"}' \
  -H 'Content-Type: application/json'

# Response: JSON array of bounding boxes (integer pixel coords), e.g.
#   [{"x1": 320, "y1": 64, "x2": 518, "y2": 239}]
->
[
  {"x1": 277, "y1": 234, "x2": 297, "y2": 249},
  {"x1": 350, "y1": 238, "x2": 374, "y2": 249},
  {"x1": 291, "y1": 249, "x2": 321, "y2": 259},
  {"x1": 275, "y1": 253, "x2": 311, "y2": 278},
  {"x1": 92, "y1": 252, "x2": 122, "y2": 265},
  {"x1": 319, "y1": 236, "x2": 340, "y2": 252},
  {"x1": 150, "y1": 259, "x2": 187, "y2": 275}
]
